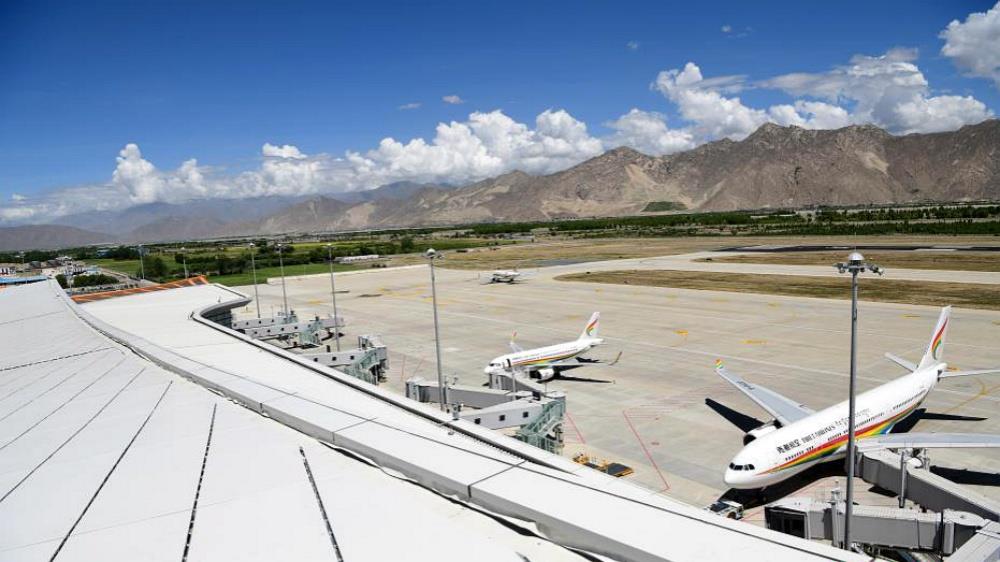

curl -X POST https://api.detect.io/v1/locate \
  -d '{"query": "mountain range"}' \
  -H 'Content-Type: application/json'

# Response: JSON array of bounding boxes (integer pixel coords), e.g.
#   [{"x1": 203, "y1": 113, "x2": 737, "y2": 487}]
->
[{"x1": 3, "y1": 120, "x2": 998, "y2": 250}]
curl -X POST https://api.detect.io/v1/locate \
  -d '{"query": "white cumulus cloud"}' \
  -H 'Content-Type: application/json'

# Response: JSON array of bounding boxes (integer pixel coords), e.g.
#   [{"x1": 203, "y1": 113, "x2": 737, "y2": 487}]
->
[
  {"x1": 442, "y1": 95, "x2": 465, "y2": 105},
  {"x1": 654, "y1": 62, "x2": 767, "y2": 140},
  {"x1": 0, "y1": 109, "x2": 612, "y2": 223},
  {"x1": 759, "y1": 48, "x2": 992, "y2": 133},
  {"x1": 604, "y1": 109, "x2": 696, "y2": 155},
  {"x1": 767, "y1": 101, "x2": 852, "y2": 130},
  {"x1": 346, "y1": 109, "x2": 604, "y2": 186},
  {"x1": 941, "y1": 1, "x2": 1000, "y2": 89},
  {"x1": 261, "y1": 143, "x2": 307, "y2": 159}
]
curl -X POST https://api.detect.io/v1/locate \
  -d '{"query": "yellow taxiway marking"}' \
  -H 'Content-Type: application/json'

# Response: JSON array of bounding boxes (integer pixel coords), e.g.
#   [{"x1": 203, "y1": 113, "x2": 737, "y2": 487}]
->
[
  {"x1": 943, "y1": 378, "x2": 1000, "y2": 415},
  {"x1": 741, "y1": 339, "x2": 767, "y2": 345},
  {"x1": 674, "y1": 330, "x2": 689, "y2": 337},
  {"x1": 902, "y1": 314, "x2": 921, "y2": 319}
]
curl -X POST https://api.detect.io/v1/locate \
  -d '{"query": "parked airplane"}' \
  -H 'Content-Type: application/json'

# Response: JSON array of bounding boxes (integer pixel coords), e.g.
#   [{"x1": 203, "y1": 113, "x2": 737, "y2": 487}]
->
[
  {"x1": 481, "y1": 269, "x2": 527, "y2": 284},
  {"x1": 717, "y1": 306, "x2": 1000, "y2": 489},
  {"x1": 485, "y1": 312, "x2": 614, "y2": 380}
]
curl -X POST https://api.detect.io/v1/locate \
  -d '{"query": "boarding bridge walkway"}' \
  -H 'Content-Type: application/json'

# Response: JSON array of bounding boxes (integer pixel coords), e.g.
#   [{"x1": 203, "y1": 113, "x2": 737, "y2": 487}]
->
[{"x1": 859, "y1": 450, "x2": 1000, "y2": 522}]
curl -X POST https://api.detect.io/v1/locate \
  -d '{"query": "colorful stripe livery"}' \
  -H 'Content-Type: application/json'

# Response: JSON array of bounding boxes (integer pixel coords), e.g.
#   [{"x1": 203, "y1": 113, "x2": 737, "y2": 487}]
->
[
  {"x1": 513, "y1": 349, "x2": 579, "y2": 367},
  {"x1": 715, "y1": 359, "x2": 724, "y2": 370},
  {"x1": 931, "y1": 319, "x2": 947, "y2": 360},
  {"x1": 584, "y1": 317, "x2": 598, "y2": 338},
  {"x1": 764, "y1": 400, "x2": 922, "y2": 475}
]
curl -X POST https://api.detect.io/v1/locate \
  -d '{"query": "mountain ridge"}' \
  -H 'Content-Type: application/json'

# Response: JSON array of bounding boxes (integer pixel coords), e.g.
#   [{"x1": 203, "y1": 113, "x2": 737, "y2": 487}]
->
[{"x1": 4, "y1": 120, "x2": 999, "y2": 248}]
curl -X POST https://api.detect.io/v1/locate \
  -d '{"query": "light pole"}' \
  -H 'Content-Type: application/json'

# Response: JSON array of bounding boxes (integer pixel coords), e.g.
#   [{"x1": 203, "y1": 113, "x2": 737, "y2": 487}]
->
[
  {"x1": 180, "y1": 247, "x2": 189, "y2": 278},
  {"x1": 277, "y1": 243, "x2": 289, "y2": 319},
  {"x1": 426, "y1": 248, "x2": 447, "y2": 411},
  {"x1": 834, "y1": 251, "x2": 883, "y2": 551},
  {"x1": 137, "y1": 245, "x2": 145, "y2": 281},
  {"x1": 326, "y1": 244, "x2": 341, "y2": 351},
  {"x1": 249, "y1": 242, "x2": 261, "y2": 318}
]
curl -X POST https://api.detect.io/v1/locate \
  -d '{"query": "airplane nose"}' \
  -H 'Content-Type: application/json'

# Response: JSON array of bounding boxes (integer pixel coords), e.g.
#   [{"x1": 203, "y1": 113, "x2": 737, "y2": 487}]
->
[
  {"x1": 723, "y1": 469, "x2": 734, "y2": 486},
  {"x1": 723, "y1": 469, "x2": 740, "y2": 488},
  {"x1": 724, "y1": 467, "x2": 756, "y2": 489}
]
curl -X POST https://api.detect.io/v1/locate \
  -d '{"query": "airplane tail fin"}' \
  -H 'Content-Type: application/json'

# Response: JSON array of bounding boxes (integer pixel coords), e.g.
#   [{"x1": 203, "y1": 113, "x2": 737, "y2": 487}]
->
[
  {"x1": 509, "y1": 331, "x2": 523, "y2": 353},
  {"x1": 918, "y1": 306, "x2": 951, "y2": 371},
  {"x1": 579, "y1": 312, "x2": 600, "y2": 341}
]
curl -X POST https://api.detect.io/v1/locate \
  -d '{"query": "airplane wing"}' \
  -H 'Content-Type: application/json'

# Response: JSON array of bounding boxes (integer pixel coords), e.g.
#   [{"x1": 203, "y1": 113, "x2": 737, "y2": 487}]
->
[
  {"x1": 884, "y1": 352, "x2": 917, "y2": 372},
  {"x1": 940, "y1": 367, "x2": 1000, "y2": 379},
  {"x1": 858, "y1": 432, "x2": 1000, "y2": 452},
  {"x1": 714, "y1": 360, "x2": 814, "y2": 425}
]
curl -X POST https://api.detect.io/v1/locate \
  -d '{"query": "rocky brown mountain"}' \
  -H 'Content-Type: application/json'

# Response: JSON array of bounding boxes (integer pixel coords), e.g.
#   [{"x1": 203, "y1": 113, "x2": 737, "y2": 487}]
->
[
  {"x1": 8, "y1": 120, "x2": 998, "y2": 248},
  {"x1": 0, "y1": 225, "x2": 116, "y2": 251},
  {"x1": 247, "y1": 120, "x2": 998, "y2": 231}
]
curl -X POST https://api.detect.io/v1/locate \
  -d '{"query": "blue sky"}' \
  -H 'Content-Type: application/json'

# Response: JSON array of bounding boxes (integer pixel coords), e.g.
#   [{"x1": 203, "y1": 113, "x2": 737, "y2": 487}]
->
[{"x1": 1, "y1": 0, "x2": 998, "y2": 222}]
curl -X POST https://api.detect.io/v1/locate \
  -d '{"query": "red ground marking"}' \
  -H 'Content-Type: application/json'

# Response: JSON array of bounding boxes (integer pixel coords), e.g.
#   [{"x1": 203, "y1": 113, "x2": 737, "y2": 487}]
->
[
  {"x1": 622, "y1": 409, "x2": 670, "y2": 492},
  {"x1": 565, "y1": 412, "x2": 586, "y2": 445}
]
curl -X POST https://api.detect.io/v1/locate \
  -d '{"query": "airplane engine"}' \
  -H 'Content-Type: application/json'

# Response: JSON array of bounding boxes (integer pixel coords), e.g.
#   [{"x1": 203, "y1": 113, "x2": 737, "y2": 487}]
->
[
  {"x1": 536, "y1": 367, "x2": 556, "y2": 381},
  {"x1": 743, "y1": 421, "x2": 780, "y2": 445}
]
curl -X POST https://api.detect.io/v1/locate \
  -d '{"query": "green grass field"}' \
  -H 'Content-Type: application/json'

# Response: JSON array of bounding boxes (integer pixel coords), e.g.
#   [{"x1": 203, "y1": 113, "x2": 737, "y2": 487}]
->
[
  {"x1": 87, "y1": 257, "x2": 362, "y2": 286},
  {"x1": 208, "y1": 262, "x2": 361, "y2": 286},
  {"x1": 88, "y1": 259, "x2": 143, "y2": 277}
]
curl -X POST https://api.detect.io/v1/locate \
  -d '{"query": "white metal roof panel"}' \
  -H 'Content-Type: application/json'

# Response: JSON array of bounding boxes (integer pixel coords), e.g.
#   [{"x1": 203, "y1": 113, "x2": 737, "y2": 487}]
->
[{"x1": 0, "y1": 282, "x2": 608, "y2": 562}]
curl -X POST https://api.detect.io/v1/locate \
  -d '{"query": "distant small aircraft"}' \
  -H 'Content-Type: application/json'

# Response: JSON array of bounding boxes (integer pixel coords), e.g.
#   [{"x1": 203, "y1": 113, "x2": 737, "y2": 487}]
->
[
  {"x1": 480, "y1": 269, "x2": 529, "y2": 284},
  {"x1": 485, "y1": 312, "x2": 619, "y2": 381},
  {"x1": 714, "y1": 306, "x2": 1000, "y2": 490}
]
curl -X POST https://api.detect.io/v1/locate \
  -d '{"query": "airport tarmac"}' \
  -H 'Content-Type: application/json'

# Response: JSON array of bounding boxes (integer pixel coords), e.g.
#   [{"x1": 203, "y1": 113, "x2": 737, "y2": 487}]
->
[{"x1": 233, "y1": 251, "x2": 1000, "y2": 510}]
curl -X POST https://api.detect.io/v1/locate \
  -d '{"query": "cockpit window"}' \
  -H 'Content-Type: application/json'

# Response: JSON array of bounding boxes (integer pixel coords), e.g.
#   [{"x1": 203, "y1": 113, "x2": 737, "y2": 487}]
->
[{"x1": 728, "y1": 462, "x2": 754, "y2": 471}]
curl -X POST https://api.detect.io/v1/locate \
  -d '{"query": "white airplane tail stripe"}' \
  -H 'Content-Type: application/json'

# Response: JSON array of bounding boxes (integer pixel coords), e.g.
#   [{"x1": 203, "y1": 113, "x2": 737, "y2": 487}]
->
[{"x1": 918, "y1": 306, "x2": 951, "y2": 371}]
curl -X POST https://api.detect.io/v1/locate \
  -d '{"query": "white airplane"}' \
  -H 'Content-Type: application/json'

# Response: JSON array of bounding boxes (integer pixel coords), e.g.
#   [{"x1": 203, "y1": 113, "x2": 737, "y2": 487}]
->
[
  {"x1": 719, "y1": 306, "x2": 1000, "y2": 490},
  {"x1": 485, "y1": 312, "x2": 611, "y2": 380},
  {"x1": 482, "y1": 269, "x2": 527, "y2": 284}
]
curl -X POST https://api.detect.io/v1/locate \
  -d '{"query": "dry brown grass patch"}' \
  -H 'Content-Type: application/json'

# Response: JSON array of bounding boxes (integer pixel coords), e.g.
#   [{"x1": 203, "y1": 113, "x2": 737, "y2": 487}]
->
[{"x1": 556, "y1": 270, "x2": 1000, "y2": 310}]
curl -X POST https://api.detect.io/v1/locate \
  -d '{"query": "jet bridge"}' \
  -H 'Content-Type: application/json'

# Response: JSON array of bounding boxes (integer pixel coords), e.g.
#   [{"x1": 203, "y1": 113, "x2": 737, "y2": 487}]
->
[
  {"x1": 858, "y1": 449, "x2": 1000, "y2": 522},
  {"x1": 233, "y1": 312, "x2": 345, "y2": 348},
  {"x1": 764, "y1": 494, "x2": 987, "y2": 556},
  {"x1": 406, "y1": 377, "x2": 567, "y2": 453},
  {"x1": 763, "y1": 450, "x2": 1000, "y2": 559},
  {"x1": 300, "y1": 335, "x2": 388, "y2": 385}
]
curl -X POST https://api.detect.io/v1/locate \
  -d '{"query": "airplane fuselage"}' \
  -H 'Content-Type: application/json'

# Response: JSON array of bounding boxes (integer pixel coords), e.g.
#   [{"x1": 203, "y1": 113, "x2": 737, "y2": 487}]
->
[
  {"x1": 486, "y1": 338, "x2": 602, "y2": 373},
  {"x1": 725, "y1": 364, "x2": 942, "y2": 489},
  {"x1": 490, "y1": 271, "x2": 521, "y2": 283}
]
